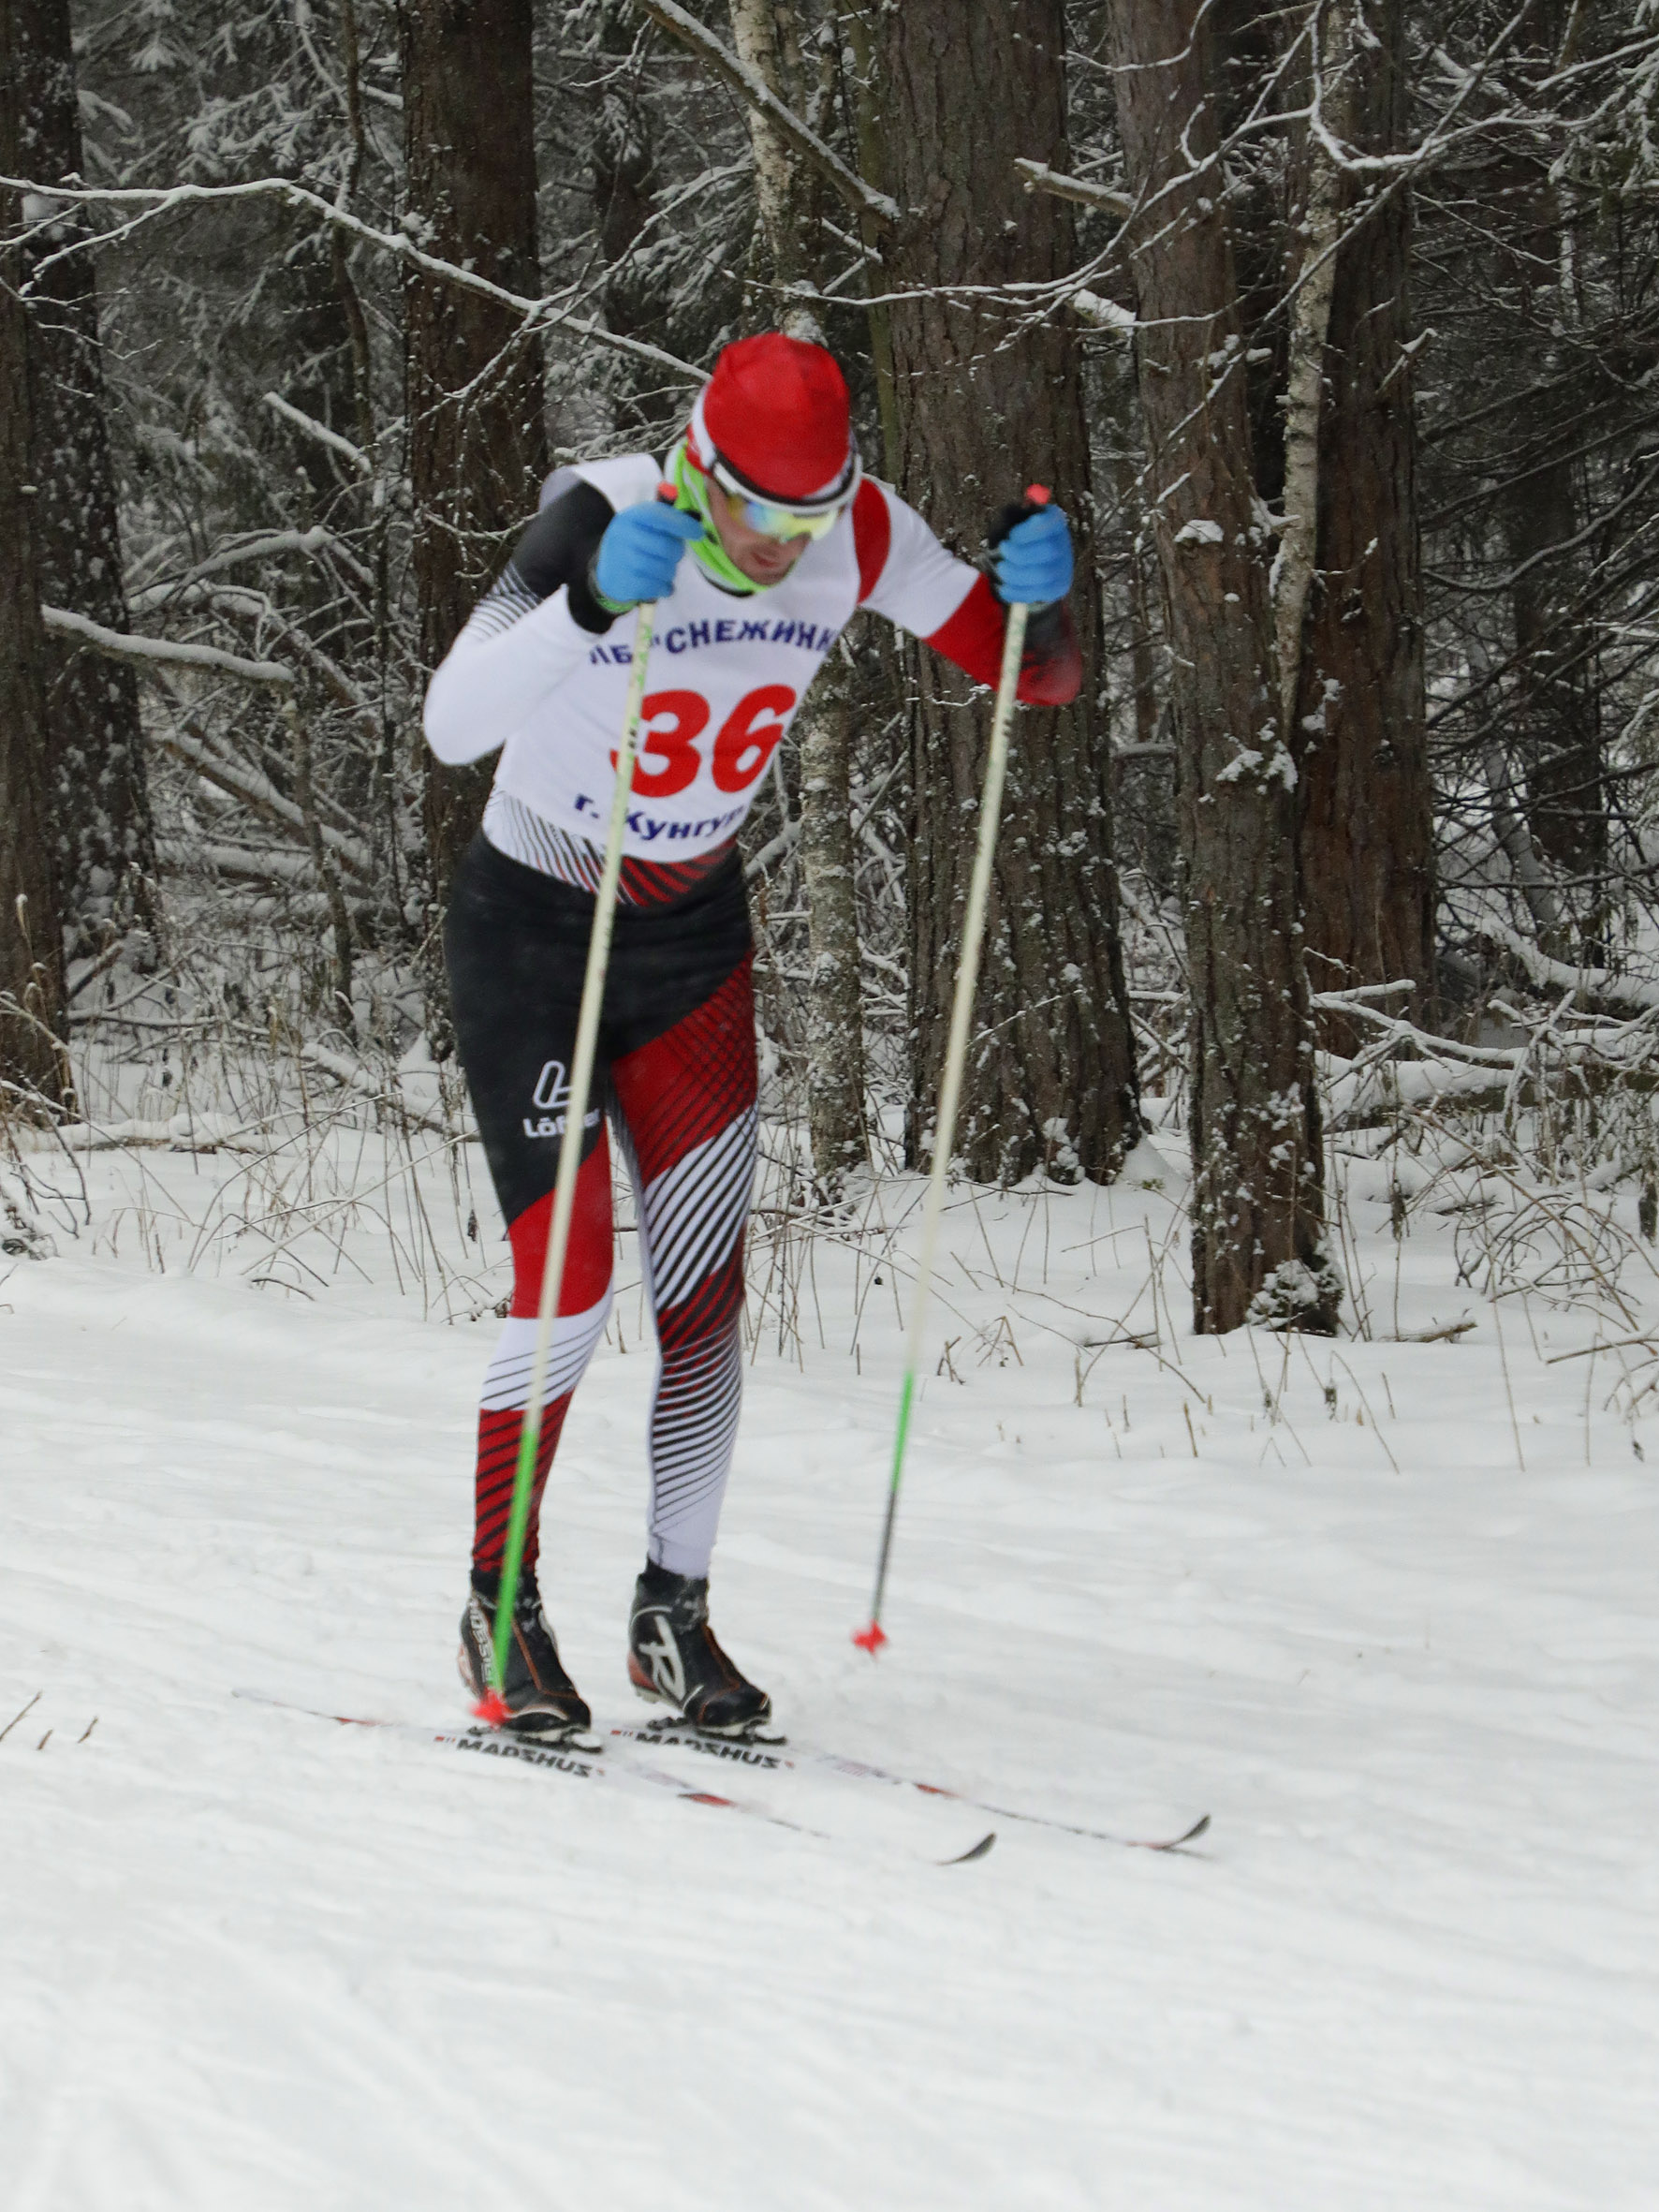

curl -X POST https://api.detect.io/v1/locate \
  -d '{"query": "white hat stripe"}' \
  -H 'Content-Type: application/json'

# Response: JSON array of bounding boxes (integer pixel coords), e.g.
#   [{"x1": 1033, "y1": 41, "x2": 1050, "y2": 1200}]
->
[{"x1": 687, "y1": 384, "x2": 858, "y2": 510}]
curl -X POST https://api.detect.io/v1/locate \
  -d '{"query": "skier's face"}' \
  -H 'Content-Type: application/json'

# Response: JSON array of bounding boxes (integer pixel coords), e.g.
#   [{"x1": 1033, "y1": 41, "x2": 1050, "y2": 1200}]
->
[{"x1": 707, "y1": 481, "x2": 813, "y2": 586}]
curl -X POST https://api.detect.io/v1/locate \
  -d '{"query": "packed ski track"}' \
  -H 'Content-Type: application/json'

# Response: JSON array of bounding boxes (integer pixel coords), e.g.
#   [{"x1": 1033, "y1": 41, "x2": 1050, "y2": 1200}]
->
[{"x1": 4, "y1": 1116, "x2": 1658, "y2": 2210}]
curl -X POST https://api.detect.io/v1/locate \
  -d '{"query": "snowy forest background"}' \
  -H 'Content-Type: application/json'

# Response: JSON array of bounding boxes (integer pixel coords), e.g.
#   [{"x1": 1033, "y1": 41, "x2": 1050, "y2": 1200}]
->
[
  {"x1": 7, "y1": 13, "x2": 1659, "y2": 2198},
  {"x1": 4, "y1": 0, "x2": 1659, "y2": 1346}
]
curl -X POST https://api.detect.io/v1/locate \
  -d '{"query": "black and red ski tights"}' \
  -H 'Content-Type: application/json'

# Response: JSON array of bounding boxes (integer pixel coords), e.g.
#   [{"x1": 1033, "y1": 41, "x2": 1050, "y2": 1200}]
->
[{"x1": 445, "y1": 833, "x2": 756, "y2": 1589}]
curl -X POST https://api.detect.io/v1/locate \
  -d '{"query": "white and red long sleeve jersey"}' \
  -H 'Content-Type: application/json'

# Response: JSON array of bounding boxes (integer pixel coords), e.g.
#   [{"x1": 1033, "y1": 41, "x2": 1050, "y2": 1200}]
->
[{"x1": 423, "y1": 452, "x2": 1079, "y2": 899}]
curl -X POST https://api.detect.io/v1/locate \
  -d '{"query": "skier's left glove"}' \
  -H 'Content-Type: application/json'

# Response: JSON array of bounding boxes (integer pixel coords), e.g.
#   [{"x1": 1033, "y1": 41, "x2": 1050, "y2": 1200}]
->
[{"x1": 990, "y1": 502, "x2": 1073, "y2": 607}]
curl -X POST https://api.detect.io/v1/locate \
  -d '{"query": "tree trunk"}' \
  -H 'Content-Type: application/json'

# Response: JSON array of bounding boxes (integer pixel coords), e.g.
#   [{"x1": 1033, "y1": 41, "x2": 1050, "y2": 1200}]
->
[
  {"x1": 1292, "y1": 0, "x2": 1435, "y2": 1047},
  {"x1": 730, "y1": 0, "x2": 869, "y2": 1183},
  {"x1": 13, "y1": 0, "x2": 157, "y2": 959},
  {"x1": 727, "y1": 0, "x2": 815, "y2": 312},
  {"x1": 1108, "y1": 0, "x2": 1337, "y2": 1333},
  {"x1": 1274, "y1": 0, "x2": 1354, "y2": 732},
  {"x1": 0, "y1": 19, "x2": 68, "y2": 1112},
  {"x1": 798, "y1": 652, "x2": 868, "y2": 1180},
  {"x1": 875, "y1": 0, "x2": 1139, "y2": 1187},
  {"x1": 592, "y1": 0, "x2": 668, "y2": 444},
  {"x1": 396, "y1": 0, "x2": 548, "y2": 933},
  {"x1": 1507, "y1": 451, "x2": 1603, "y2": 961}
]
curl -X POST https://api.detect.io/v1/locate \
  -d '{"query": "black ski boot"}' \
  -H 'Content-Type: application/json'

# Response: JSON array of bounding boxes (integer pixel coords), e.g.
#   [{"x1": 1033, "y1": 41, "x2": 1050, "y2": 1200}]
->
[
  {"x1": 459, "y1": 1578, "x2": 595, "y2": 1745},
  {"x1": 627, "y1": 1562, "x2": 775, "y2": 1738}
]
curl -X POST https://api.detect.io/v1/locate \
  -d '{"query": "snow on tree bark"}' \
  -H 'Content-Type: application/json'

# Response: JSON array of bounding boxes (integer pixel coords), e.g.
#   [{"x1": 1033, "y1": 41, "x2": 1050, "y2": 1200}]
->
[
  {"x1": 1274, "y1": 0, "x2": 1355, "y2": 737},
  {"x1": 725, "y1": 0, "x2": 867, "y2": 1181},
  {"x1": 1108, "y1": 0, "x2": 1337, "y2": 1334},
  {"x1": 396, "y1": 0, "x2": 549, "y2": 936},
  {"x1": 798, "y1": 653, "x2": 868, "y2": 1180},
  {"x1": 13, "y1": 0, "x2": 158, "y2": 959},
  {"x1": 0, "y1": 12, "x2": 68, "y2": 1112},
  {"x1": 1291, "y1": 0, "x2": 1435, "y2": 1049},
  {"x1": 874, "y1": 0, "x2": 1139, "y2": 1187}
]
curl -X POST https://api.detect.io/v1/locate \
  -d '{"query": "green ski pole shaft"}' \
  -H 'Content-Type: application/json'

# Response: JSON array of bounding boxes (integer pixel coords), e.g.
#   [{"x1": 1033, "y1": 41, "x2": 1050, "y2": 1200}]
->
[
  {"x1": 854, "y1": 594, "x2": 1031, "y2": 1655},
  {"x1": 480, "y1": 595, "x2": 658, "y2": 1711}
]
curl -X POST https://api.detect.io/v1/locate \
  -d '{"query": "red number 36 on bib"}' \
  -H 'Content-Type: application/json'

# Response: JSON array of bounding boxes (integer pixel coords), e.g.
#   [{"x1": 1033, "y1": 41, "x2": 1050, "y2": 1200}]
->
[{"x1": 615, "y1": 684, "x2": 797, "y2": 799}]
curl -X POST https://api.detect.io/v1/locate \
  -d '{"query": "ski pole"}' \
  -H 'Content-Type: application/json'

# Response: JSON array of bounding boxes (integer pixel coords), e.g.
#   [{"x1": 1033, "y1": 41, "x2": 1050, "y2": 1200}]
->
[
  {"x1": 853, "y1": 491, "x2": 1048, "y2": 1656},
  {"x1": 476, "y1": 505, "x2": 670, "y2": 1721}
]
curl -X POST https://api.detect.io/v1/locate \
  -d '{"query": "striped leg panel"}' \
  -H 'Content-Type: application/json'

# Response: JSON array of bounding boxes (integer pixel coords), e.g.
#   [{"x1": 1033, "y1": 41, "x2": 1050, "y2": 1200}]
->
[
  {"x1": 471, "y1": 1304, "x2": 612, "y2": 1578},
  {"x1": 610, "y1": 959, "x2": 758, "y2": 1579},
  {"x1": 471, "y1": 1128, "x2": 616, "y2": 1581}
]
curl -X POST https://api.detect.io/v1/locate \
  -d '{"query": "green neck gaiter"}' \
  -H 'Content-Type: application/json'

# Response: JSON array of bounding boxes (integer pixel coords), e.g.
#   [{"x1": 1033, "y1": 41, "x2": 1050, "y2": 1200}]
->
[{"x1": 668, "y1": 442, "x2": 763, "y2": 597}]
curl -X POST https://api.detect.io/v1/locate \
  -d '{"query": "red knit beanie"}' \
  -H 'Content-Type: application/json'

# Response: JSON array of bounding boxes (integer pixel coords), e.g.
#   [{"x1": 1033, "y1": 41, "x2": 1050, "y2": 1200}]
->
[{"x1": 695, "y1": 333, "x2": 854, "y2": 504}]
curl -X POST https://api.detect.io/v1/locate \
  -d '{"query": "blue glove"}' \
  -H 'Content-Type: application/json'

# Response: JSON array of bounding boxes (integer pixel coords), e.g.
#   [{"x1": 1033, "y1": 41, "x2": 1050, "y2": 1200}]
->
[
  {"x1": 992, "y1": 503, "x2": 1072, "y2": 606},
  {"x1": 593, "y1": 499, "x2": 703, "y2": 609}
]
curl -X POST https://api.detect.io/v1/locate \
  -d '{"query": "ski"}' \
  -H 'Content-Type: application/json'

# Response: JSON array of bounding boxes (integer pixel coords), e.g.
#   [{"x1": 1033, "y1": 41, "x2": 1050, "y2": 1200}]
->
[
  {"x1": 613, "y1": 1721, "x2": 1210, "y2": 1854},
  {"x1": 232, "y1": 1691, "x2": 995, "y2": 1866}
]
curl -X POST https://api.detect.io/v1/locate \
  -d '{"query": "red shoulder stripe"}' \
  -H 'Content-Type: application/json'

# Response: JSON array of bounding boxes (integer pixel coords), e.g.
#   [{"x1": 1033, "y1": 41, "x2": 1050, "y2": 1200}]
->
[
  {"x1": 852, "y1": 479, "x2": 891, "y2": 605},
  {"x1": 925, "y1": 576, "x2": 1082, "y2": 705},
  {"x1": 925, "y1": 574, "x2": 1006, "y2": 687}
]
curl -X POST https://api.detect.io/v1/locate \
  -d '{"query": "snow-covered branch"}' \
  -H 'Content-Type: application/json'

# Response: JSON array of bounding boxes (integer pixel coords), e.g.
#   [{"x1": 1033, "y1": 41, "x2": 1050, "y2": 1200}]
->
[
  {"x1": 1477, "y1": 922, "x2": 1659, "y2": 1018},
  {"x1": 1070, "y1": 288, "x2": 1137, "y2": 334},
  {"x1": 262, "y1": 391, "x2": 374, "y2": 477},
  {"x1": 153, "y1": 724, "x2": 375, "y2": 883},
  {"x1": 40, "y1": 605, "x2": 295, "y2": 690},
  {"x1": 626, "y1": 0, "x2": 898, "y2": 229},
  {"x1": 0, "y1": 170, "x2": 702, "y2": 383},
  {"x1": 1014, "y1": 158, "x2": 1134, "y2": 218}
]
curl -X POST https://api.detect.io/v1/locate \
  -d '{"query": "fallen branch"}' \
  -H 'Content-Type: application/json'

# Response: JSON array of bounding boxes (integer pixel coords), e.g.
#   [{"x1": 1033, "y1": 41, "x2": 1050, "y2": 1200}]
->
[
  {"x1": 1546, "y1": 1334, "x2": 1656, "y2": 1364},
  {"x1": 1477, "y1": 919, "x2": 1659, "y2": 1018},
  {"x1": 152, "y1": 722, "x2": 375, "y2": 883}
]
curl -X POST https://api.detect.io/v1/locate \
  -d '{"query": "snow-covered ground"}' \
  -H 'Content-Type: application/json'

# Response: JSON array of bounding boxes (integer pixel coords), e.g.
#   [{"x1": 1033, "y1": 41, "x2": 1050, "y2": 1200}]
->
[{"x1": 4, "y1": 1113, "x2": 1658, "y2": 2209}]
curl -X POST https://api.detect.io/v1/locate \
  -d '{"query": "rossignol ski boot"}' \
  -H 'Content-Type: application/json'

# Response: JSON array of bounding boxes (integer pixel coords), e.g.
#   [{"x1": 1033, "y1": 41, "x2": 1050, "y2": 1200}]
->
[
  {"x1": 627, "y1": 1562, "x2": 775, "y2": 1739},
  {"x1": 460, "y1": 1580, "x2": 595, "y2": 1746}
]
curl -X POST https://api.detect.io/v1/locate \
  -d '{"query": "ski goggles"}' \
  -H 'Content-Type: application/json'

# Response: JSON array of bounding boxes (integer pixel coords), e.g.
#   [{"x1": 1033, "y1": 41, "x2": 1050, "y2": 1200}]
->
[
  {"x1": 729, "y1": 495, "x2": 846, "y2": 543},
  {"x1": 708, "y1": 449, "x2": 859, "y2": 542}
]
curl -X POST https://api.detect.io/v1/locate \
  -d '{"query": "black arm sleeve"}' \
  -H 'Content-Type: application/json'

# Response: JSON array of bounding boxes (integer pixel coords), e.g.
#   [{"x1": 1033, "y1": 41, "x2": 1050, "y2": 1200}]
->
[{"x1": 506, "y1": 477, "x2": 618, "y2": 635}]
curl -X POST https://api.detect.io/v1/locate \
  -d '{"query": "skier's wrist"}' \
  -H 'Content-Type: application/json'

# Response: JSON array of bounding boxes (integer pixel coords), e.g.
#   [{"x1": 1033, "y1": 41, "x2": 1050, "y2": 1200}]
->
[
  {"x1": 584, "y1": 553, "x2": 636, "y2": 619},
  {"x1": 565, "y1": 555, "x2": 626, "y2": 633}
]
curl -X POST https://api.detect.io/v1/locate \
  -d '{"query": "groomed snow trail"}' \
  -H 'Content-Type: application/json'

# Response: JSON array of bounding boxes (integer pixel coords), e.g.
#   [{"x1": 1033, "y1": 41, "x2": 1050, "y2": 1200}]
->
[{"x1": 3, "y1": 1149, "x2": 1657, "y2": 2210}]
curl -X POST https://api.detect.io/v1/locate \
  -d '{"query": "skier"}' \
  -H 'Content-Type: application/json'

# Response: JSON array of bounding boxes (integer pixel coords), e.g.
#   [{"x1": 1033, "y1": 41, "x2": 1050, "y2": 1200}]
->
[{"x1": 424, "y1": 332, "x2": 1079, "y2": 1740}]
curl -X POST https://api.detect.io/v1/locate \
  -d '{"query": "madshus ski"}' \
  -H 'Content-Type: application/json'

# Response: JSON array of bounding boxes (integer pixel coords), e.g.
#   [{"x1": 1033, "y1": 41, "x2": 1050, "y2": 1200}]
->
[
  {"x1": 231, "y1": 1691, "x2": 994, "y2": 1866},
  {"x1": 616, "y1": 1721, "x2": 1210, "y2": 1854}
]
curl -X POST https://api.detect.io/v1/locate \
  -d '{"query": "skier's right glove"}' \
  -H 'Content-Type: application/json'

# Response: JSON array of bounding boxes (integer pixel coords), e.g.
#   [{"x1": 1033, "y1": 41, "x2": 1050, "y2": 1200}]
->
[
  {"x1": 591, "y1": 498, "x2": 703, "y2": 612},
  {"x1": 990, "y1": 501, "x2": 1072, "y2": 608}
]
